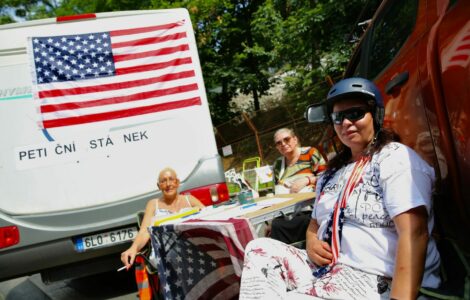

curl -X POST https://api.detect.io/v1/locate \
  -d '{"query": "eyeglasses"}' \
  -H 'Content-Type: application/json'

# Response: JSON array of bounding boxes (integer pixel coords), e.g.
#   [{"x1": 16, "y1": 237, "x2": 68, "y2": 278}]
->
[
  {"x1": 275, "y1": 136, "x2": 292, "y2": 146},
  {"x1": 331, "y1": 107, "x2": 369, "y2": 125}
]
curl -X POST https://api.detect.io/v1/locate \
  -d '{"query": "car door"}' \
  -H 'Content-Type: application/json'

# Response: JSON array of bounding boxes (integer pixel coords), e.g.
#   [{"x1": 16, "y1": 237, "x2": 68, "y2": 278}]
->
[{"x1": 346, "y1": 0, "x2": 470, "y2": 250}]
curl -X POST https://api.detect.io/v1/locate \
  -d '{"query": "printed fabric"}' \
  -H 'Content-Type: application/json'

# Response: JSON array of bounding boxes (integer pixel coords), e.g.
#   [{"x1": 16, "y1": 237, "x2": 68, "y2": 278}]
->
[
  {"x1": 313, "y1": 156, "x2": 371, "y2": 278},
  {"x1": 150, "y1": 218, "x2": 257, "y2": 300},
  {"x1": 313, "y1": 142, "x2": 440, "y2": 288},
  {"x1": 272, "y1": 147, "x2": 327, "y2": 190},
  {"x1": 148, "y1": 195, "x2": 194, "y2": 267},
  {"x1": 239, "y1": 238, "x2": 391, "y2": 300}
]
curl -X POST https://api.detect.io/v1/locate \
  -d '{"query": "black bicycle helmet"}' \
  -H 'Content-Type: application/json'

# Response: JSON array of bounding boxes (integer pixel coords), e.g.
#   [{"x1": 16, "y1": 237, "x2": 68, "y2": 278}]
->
[{"x1": 326, "y1": 77, "x2": 384, "y2": 129}]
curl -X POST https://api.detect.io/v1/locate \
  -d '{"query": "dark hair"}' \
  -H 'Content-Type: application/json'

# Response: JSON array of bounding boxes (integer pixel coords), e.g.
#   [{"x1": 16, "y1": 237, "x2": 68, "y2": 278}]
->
[{"x1": 327, "y1": 128, "x2": 400, "y2": 171}]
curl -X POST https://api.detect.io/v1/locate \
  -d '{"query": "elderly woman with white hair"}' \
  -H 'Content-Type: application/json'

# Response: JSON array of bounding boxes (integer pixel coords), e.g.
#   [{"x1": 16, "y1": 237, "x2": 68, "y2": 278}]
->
[
  {"x1": 272, "y1": 127, "x2": 327, "y2": 194},
  {"x1": 268, "y1": 128, "x2": 327, "y2": 244},
  {"x1": 120, "y1": 167, "x2": 204, "y2": 269}
]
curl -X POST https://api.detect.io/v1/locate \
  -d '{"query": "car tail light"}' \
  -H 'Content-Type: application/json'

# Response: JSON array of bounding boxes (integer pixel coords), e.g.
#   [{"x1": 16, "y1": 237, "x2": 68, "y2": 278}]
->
[
  {"x1": 182, "y1": 183, "x2": 230, "y2": 206},
  {"x1": 0, "y1": 226, "x2": 19, "y2": 249}
]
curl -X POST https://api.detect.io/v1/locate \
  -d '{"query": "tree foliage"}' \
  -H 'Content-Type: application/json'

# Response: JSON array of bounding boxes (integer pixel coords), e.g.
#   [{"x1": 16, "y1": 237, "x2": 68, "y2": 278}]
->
[{"x1": 0, "y1": 0, "x2": 380, "y2": 124}]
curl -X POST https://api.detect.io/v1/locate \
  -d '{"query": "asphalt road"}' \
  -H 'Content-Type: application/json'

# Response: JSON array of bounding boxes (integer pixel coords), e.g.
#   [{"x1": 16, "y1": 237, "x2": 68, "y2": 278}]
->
[{"x1": 0, "y1": 270, "x2": 138, "y2": 300}]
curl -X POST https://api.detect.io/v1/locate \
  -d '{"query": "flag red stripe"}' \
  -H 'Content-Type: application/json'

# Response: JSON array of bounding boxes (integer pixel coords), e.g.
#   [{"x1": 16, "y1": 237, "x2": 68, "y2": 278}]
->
[
  {"x1": 38, "y1": 70, "x2": 196, "y2": 98},
  {"x1": 113, "y1": 44, "x2": 190, "y2": 62},
  {"x1": 197, "y1": 273, "x2": 240, "y2": 300},
  {"x1": 213, "y1": 257, "x2": 234, "y2": 267},
  {"x1": 42, "y1": 96, "x2": 201, "y2": 128},
  {"x1": 112, "y1": 32, "x2": 187, "y2": 48},
  {"x1": 115, "y1": 57, "x2": 192, "y2": 75},
  {"x1": 41, "y1": 83, "x2": 198, "y2": 113},
  {"x1": 110, "y1": 21, "x2": 183, "y2": 37},
  {"x1": 456, "y1": 44, "x2": 470, "y2": 51},
  {"x1": 221, "y1": 234, "x2": 246, "y2": 261},
  {"x1": 450, "y1": 54, "x2": 469, "y2": 62}
]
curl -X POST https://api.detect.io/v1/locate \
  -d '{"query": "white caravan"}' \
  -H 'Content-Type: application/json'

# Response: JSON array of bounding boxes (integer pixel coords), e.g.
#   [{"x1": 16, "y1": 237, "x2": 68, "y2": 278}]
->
[{"x1": 0, "y1": 9, "x2": 228, "y2": 282}]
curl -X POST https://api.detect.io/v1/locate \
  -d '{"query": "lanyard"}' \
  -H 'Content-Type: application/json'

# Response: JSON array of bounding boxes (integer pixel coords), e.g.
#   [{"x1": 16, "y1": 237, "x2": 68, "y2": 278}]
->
[{"x1": 314, "y1": 155, "x2": 370, "y2": 277}]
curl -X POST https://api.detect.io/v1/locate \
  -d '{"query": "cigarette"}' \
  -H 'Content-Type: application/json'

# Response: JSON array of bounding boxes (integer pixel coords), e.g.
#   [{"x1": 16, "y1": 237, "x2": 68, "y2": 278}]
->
[{"x1": 117, "y1": 266, "x2": 127, "y2": 272}]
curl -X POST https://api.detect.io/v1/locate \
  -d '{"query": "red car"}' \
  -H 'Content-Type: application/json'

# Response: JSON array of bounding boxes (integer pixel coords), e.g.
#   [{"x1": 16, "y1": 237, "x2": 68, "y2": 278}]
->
[{"x1": 305, "y1": 0, "x2": 469, "y2": 291}]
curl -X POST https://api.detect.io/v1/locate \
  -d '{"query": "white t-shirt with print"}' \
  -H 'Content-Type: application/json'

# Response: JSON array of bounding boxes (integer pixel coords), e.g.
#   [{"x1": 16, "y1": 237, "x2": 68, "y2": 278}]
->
[{"x1": 312, "y1": 142, "x2": 441, "y2": 288}]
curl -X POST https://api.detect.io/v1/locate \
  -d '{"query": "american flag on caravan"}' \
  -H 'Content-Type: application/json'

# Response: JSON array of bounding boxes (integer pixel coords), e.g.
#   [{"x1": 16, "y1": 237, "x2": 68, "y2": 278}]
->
[
  {"x1": 29, "y1": 20, "x2": 202, "y2": 129},
  {"x1": 150, "y1": 218, "x2": 257, "y2": 300}
]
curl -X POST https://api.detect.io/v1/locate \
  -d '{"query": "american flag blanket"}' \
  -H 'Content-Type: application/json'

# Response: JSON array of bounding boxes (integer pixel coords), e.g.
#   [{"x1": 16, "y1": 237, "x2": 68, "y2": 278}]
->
[{"x1": 150, "y1": 218, "x2": 257, "y2": 300}]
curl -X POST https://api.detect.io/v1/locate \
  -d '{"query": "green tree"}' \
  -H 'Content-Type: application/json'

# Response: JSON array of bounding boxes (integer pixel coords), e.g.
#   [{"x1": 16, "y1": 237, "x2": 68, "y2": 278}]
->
[
  {"x1": 0, "y1": 0, "x2": 380, "y2": 124},
  {"x1": 0, "y1": 11, "x2": 14, "y2": 25},
  {"x1": 0, "y1": 0, "x2": 60, "y2": 21},
  {"x1": 258, "y1": 0, "x2": 380, "y2": 110},
  {"x1": 184, "y1": 0, "x2": 241, "y2": 125}
]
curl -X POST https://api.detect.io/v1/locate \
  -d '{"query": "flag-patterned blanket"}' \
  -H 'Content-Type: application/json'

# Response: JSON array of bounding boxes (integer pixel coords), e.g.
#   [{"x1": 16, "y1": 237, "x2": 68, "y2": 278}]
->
[{"x1": 150, "y1": 218, "x2": 257, "y2": 300}]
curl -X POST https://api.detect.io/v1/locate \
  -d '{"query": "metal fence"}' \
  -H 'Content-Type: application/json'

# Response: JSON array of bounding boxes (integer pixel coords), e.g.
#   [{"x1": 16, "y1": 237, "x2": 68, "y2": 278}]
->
[
  {"x1": 214, "y1": 75, "x2": 342, "y2": 175},
  {"x1": 215, "y1": 104, "x2": 332, "y2": 173}
]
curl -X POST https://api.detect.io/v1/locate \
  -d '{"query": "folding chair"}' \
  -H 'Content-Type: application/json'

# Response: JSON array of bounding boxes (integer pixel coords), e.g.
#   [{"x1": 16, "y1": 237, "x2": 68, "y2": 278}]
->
[
  {"x1": 134, "y1": 211, "x2": 162, "y2": 300},
  {"x1": 241, "y1": 156, "x2": 264, "y2": 193}
]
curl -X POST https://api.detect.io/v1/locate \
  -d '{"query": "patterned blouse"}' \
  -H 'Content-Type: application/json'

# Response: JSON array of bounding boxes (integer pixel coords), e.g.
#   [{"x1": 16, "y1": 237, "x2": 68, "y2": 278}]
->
[{"x1": 273, "y1": 146, "x2": 327, "y2": 186}]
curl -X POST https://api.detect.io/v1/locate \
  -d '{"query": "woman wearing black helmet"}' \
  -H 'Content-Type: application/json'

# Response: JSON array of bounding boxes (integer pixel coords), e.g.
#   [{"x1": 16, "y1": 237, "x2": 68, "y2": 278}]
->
[{"x1": 239, "y1": 78, "x2": 440, "y2": 300}]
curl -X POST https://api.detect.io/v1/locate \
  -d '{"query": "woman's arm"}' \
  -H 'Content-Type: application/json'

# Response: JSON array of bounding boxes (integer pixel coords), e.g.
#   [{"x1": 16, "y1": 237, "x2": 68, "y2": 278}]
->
[
  {"x1": 188, "y1": 195, "x2": 205, "y2": 208},
  {"x1": 390, "y1": 205, "x2": 429, "y2": 299},
  {"x1": 290, "y1": 176, "x2": 315, "y2": 193},
  {"x1": 306, "y1": 218, "x2": 333, "y2": 266},
  {"x1": 120, "y1": 199, "x2": 155, "y2": 269}
]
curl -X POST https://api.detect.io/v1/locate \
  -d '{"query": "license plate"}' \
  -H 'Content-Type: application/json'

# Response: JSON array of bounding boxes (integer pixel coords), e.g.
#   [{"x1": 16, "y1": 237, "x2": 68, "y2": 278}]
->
[{"x1": 74, "y1": 227, "x2": 138, "y2": 252}]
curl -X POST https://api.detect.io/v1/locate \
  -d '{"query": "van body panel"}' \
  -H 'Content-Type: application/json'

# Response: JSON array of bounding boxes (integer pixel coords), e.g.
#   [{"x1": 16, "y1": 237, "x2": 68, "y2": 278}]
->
[
  {"x1": 0, "y1": 9, "x2": 227, "y2": 281},
  {"x1": 0, "y1": 9, "x2": 218, "y2": 215}
]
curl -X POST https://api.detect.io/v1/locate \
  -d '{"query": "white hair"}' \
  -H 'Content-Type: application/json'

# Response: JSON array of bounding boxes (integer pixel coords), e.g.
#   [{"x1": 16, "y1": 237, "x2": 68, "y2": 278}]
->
[{"x1": 273, "y1": 128, "x2": 296, "y2": 141}]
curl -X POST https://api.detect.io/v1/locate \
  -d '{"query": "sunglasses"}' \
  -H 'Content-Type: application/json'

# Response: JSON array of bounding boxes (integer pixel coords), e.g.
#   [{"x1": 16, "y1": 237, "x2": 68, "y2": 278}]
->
[
  {"x1": 275, "y1": 136, "x2": 292, "y2": 146},
  {"x1": 331, "y1": 107, "x2": 369, "y2": 125}
]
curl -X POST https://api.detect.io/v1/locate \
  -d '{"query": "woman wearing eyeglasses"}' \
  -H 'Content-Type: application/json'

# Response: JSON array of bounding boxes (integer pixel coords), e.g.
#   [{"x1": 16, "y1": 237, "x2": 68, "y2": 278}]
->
[
  {"x1": 120, "y1": 167, "x2": 204, "y2": 270},
  {"x1": 239, "y1": 78, "x2": 440, "y2": 299},
  {"x1": 272, "y1": 128, "x2": 327, "y2": 194},
  {"x1": 268, "y1": 128, "x2": 327, "y2": 244}
]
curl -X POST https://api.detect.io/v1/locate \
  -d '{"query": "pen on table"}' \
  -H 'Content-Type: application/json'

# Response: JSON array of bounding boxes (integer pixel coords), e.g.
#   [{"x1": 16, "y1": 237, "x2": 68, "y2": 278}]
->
[{"x1": 241, "y1": 203, "x2": 257, "y2": 209}]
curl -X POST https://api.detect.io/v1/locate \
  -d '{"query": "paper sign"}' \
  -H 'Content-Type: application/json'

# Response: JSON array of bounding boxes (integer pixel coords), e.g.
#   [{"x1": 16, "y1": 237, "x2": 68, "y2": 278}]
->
[
  {"x1": 222, "y1": 145, "x2": 233, "y2": 157},
  {"x1": 255, "y1": 165, "x2": 273, "y2": 183}
]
